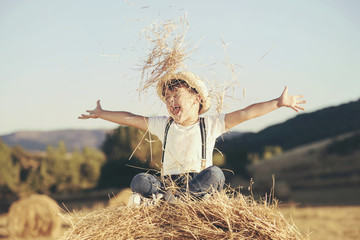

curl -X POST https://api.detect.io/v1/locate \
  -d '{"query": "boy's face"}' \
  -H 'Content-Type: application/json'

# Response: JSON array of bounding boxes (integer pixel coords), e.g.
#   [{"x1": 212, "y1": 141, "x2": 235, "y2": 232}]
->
[{"x1": 164, "y1": 86, "x2": 201, "y2": 125}]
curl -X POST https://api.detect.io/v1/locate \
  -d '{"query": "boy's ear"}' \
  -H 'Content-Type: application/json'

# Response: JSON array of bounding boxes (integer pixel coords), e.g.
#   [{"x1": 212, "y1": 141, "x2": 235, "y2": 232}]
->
[{"x1": 196, "y1": 94, "x2": 202, "y2": 103}]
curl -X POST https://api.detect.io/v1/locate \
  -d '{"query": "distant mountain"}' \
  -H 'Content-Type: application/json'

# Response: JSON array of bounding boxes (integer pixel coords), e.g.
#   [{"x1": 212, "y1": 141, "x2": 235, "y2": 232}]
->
[
  {"x1": 2, "y1": 98, "x2": 359, "y2": 153},
  {"x1": 215, "y1": 98, "x2": 360, "y2": 178},
  {"x1": 217, "y1": 98, "x2": 360, "y2": 153},
  {"x1": 1, "y1": 129, "x2": 110, "y2": 151},
  {"x1": 220, "y1": 131, "x2": 248, "y2": 140}
]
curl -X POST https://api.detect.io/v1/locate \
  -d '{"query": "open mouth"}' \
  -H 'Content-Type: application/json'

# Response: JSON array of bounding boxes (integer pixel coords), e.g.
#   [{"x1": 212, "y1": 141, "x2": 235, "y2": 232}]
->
[{"x1": 172, "y1": 106, "x2": 181, "y2": 115}]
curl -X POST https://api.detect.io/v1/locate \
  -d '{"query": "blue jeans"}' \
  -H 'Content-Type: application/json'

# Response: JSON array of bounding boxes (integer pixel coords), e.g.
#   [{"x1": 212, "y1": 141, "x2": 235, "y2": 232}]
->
[{"x1": 130, "y1": 166, "x2": 225, "y2": 198}]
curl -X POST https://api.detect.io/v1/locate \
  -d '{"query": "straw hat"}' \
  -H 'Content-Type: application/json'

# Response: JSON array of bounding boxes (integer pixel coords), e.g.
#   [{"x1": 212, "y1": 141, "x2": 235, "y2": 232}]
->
[{"x1": 156, "y1": 71, "x2": 211, "y2": 114}]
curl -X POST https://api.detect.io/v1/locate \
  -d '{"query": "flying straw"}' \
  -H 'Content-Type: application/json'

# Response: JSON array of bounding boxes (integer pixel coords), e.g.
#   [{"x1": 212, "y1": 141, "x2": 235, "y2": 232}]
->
[{"x1": 139, "y1": 14, "x2": 191, "y2": 93}]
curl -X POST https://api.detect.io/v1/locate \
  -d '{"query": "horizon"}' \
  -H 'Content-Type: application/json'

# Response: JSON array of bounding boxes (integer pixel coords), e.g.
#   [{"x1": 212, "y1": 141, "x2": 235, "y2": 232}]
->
[{"x1": 2, "y1": 96, "x2": 358, "y2": 136}]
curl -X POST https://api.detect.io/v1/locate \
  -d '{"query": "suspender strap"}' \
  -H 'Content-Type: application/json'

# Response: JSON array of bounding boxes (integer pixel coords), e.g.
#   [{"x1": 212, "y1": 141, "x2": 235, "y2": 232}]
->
[
  {"x1": 161, "y1": 118, "x2": 173, "y2": 164},
  {"x1": 161, "y1": 117, "x2": 207, "y2": 170},
  {"x1": 199, "y1": 117, "x2": 207, "y2": 170}
]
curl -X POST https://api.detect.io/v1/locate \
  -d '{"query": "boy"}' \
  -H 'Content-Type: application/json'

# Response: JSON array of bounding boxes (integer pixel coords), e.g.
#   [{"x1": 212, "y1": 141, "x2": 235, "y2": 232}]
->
[{"x1": 79, "y1": 71, "x2": 306, "y2": 203}]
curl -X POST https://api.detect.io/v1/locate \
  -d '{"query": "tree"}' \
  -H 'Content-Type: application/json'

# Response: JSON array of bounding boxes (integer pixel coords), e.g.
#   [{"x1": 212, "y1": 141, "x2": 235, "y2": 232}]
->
[
  {"x1": 0, "y1": 139, "x2": 20, "y2": 198},
  {"x1": 98, "y1": 126, "x2": 162, "y2": 189}
]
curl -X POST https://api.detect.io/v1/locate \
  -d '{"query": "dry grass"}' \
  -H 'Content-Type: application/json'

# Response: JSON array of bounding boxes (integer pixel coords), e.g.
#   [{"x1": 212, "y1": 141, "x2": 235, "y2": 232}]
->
[
  {"x1": 280, "y1": 205, "x2": 360, "y2": 240},
  {"x1": 205, "y1": 38, "x2": 244, "y2": 115},
  {"x1": 137, "y1": 15, "x2": 245, "y2": 117},
  {"x1": 60, "y1": 190, "x2": 306, "y2": 240},
  {"x1": 139, "y1": 15, "x2": 191, "y2": 93}
]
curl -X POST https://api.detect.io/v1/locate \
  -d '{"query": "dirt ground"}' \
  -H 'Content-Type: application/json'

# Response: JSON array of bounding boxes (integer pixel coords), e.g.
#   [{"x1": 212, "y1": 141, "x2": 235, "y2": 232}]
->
[{"x1": 0, "y1": 205, "x2": 359, "y2": 240}]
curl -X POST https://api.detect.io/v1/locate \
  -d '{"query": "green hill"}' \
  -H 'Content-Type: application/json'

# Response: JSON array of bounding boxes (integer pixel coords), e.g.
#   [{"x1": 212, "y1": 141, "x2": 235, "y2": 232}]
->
[
  {"x1": 223, "y1": 98, "x2": 360, "y2": 152},
  {"x1": 247, "y1": 131, "x2": 360, "y2": 205},
  {"x1": 216, "y1": 99, "x2": 360, "y2": 176}
]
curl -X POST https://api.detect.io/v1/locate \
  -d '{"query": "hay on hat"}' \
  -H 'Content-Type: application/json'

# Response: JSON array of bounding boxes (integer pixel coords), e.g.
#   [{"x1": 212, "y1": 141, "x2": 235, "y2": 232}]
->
[
  {"x1": 138, "y1": 16, "x2": 213, "y2": 114},
  {"x1": 6, "y1": 194, "x2": 62, "y2": 238},
  {"x1": 60, "y1": 190, "x2": 307, "y2": 240},
  {"x1": 156, "y1": 71, "x2": 211, "y2": 114},
  {"x1": 139, "y1": 15, "x2": 192, "y2": 94},
  {"x1": 138, "y1": 16, "x2": 248, "y2": 116}
]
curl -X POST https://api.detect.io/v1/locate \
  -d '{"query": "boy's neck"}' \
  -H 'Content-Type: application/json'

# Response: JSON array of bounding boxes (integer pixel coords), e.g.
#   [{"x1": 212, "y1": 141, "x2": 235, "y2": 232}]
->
[{"x1": 175, "y1": 115, "x2": 200, "y2": 126}]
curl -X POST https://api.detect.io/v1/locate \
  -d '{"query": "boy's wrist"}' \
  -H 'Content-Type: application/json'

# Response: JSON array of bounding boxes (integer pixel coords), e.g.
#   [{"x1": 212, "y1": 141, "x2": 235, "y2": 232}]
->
[
  {"x1": 275, "y1": 97, "x2": 283, "y2": 108},
  {"x1": 96, "y1": 109, "x2": 105, "y2": 118}
]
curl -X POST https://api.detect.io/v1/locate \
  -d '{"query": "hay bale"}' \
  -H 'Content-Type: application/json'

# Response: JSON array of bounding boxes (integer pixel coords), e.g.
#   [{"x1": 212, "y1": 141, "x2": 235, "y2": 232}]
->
[
  {"x1": 60, "y1": 191, "x2": 307, "y2": 240},
  {"x1": 108, "y1": 188, "x2": 133, "y2": 207},
  {"x1": 7, "y1": 194, "x2": 62, "y2": 238}
]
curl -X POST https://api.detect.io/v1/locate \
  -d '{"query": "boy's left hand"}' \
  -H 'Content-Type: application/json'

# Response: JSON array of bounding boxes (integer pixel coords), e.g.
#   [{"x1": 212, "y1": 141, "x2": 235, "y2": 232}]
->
[{"x1": 278, "y1": 86, "x2": 306, "y2": 112}]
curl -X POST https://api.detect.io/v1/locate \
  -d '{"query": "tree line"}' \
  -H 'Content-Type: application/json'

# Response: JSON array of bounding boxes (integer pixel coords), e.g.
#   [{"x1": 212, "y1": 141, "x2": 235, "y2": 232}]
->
[
  {"x1": 0, "y1": 126, "x2": 165, "y2": 199},
  {"x1": 1, "y1": 122, "x2": 279, "y2": 201},
  {"x1": 0, "y1": 139, "x2": 105, "y2": 199}
]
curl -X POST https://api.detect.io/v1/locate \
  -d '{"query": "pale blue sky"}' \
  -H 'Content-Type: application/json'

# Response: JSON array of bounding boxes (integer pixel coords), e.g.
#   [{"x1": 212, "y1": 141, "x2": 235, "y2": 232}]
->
[{"x1": 1, "y1": 0, "x2": 359, "y2": 135}]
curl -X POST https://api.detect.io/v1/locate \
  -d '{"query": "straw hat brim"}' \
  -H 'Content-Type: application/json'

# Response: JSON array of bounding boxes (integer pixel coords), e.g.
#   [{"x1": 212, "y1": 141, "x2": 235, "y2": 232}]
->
[{"x1": 156, "y1": 71, "x2": 211, "y2": 115}]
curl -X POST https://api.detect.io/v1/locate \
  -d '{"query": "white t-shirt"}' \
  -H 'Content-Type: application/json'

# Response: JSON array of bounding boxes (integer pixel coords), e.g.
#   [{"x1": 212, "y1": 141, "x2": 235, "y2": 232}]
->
[{"x1": 148, "y1": 114, "x2": 226, "y2": 176}]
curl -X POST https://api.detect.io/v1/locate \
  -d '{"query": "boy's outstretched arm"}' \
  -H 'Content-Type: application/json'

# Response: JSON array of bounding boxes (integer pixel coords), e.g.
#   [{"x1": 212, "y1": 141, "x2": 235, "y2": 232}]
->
[
  {"x1": 225, "y1": 86, "x2": 306, "y2": 130},
  {"x1": 78, "y1": 100, "x2": 149, "y2": 131}
]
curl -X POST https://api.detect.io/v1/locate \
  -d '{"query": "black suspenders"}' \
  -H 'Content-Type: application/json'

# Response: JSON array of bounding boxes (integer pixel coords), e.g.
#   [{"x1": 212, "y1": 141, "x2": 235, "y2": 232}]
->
[
  {"x1": 199, "y1": 118, "x2": 207, "y2": 170},
  {"x1": 161, "y1": 118, "x2": 174, "y2": 165},
  {"x1": 161, "y1": 117, "x2": 207, "y2": 170}
]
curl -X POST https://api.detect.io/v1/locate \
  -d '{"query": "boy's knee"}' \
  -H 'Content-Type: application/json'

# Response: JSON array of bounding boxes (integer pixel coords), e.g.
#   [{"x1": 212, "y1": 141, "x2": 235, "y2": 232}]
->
[
  {"x1": 205, "y1": 166, "x2": 225, "y2": 182},
  {"x1": 189, "y1": 165, "x2": 225, "y2": 195},
  {"x1": 130, "y1": 173, "x2": 161, "y2": 197}
]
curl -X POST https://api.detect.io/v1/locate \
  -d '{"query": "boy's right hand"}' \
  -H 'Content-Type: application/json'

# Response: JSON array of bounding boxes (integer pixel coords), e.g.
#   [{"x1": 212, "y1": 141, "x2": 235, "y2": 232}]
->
[{"x1": 78, "y1": 100, "x2": 103, "y2": 119}]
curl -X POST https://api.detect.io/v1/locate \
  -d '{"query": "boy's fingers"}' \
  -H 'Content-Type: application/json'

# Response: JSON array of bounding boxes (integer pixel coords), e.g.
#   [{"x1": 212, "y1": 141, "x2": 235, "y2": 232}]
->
[
  {"x1": 297, "y1": 94, "x2": 304, "y2": 99},
  {"x1": 295, "y1": 105, "x2": 305, "y2": 111},
  {"x1": 291, "y1": 107, "x2": 299, "y2": 112},
  {"x1": 79, "y1": 113, "x2": 94, "y2": 119},
  {"x1": 282, "y1": 86, "x2": 288, "y2": 95}
]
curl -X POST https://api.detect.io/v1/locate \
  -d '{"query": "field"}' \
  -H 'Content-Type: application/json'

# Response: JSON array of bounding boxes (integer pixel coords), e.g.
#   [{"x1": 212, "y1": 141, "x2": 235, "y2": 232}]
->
[
  {"x1": 279, "y1": 205, "x2": 360, "y2": 240},
  {"x1": 0, "y1": 204, "x2": 359, "y2": 240}
]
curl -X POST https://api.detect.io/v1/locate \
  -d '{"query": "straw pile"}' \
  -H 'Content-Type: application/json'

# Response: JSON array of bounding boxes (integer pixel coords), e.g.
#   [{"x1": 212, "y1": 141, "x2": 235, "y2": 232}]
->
[
  {"x1": 7, "y1": 194, "x2": 62, "y2": 238},
  {"x1": 60, "y1": 191, "x2": 306, "y2": 240}
]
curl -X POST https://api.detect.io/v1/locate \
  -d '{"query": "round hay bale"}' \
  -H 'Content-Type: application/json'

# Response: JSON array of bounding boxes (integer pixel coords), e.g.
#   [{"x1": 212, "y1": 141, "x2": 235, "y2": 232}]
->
[
  {"x1": 108, "y1": 188, "x2": 133, "y2": 207},
  {"x1": 7, "y1": 194, "x2": 62, "y2": 238}
]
